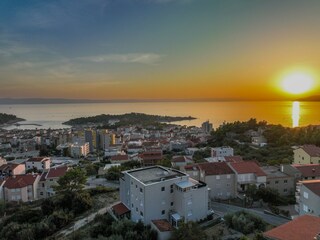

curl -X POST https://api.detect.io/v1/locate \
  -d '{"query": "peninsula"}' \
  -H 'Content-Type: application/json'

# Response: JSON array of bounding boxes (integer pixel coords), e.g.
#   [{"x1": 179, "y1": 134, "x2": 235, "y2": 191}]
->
[
  {"x1": 63, "y1": 112, "x2": 196, "y2": 126},
  {"x1": 0, "y1": 113, "x2": 24, "y2": 126}
]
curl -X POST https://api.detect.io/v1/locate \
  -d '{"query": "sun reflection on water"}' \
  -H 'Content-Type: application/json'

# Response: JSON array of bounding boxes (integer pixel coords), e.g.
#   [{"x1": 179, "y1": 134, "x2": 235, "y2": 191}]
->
[{"x1": 292, "y1": 101, "x2": 300, "y2": 127}]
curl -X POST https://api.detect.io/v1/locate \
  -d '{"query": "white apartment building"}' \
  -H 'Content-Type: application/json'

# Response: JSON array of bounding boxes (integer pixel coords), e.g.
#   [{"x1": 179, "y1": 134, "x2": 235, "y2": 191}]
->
[
  {"x1": 119, "y1": 166, "x2": 208, "y2": 226},
  {"x1": 211, "y1": 146, "x2": 234, "y2": 158},
  {"x1": 25, "y1": 157, "x2": 51, "y2": 172}
]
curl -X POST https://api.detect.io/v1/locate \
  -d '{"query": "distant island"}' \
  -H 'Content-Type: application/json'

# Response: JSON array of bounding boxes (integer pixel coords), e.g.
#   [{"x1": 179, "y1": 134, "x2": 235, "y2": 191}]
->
[
  {"x1": 63, "y1": 112, "x2": 196, "y2": 126},
  {"x1": 0, "y1": 113, "x2": 24, "y2": 125},
  {"x1": 298, "y1": 95, "x2": 320, "y2": 101}
]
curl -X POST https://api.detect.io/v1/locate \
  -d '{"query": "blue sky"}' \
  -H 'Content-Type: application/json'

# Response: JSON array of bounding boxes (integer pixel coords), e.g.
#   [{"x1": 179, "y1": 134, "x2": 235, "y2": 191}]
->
[{"x1": 1, "y1": 0, "x2": 320, "y2": 99}]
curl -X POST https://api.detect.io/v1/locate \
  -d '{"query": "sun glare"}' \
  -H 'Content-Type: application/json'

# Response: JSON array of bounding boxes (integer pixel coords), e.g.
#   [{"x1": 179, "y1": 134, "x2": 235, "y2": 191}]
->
[{"x1": 281, "y1": 72, "x2": 314, "y2": 94}]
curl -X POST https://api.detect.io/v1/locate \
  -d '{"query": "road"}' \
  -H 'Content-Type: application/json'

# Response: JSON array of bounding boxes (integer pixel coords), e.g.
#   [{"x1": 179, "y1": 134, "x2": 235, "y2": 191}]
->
[{"x1": 211, "y1": 202, "x2": 290, "y2": 226}]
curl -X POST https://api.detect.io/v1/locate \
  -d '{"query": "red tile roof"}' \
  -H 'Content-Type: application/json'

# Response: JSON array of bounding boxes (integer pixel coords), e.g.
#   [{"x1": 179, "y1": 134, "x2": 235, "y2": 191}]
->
[
  {"x1": 198, "y1": 162, "x2": 234, "y2": 176},
  {"x1": 229, "y1": 161, "x2": 267, "y2": 176},
  {"x1": 263, "y1": 215, "x2": 320, "y2": 240},
  {"x1": 172, "y1": 156, "x2": 187, "y2": 163},
  {"x1": 300, "y1": 145, "x2": 320, "y2": 157},
  {"x1": 112, "y1": 202, "x2": 130, "y2": 216},
  {"x1": 152, "y1": 219, "x2": 174, "y2": 232},
  {"x1": 3, "y1": 174, "x2": 39, "y2": 189},
  {"x1": 0, "y1": 163, "x2": 21, "y2": 172},
  {"x1": 27, "y1": 157, "x2": 50, "y2": 162},
  {"x1": 293, "y1": 164, "x2": 320, "y2": 177},
  {"x1": 184, "y1": 164, "x2": 199, "y2": 171},
  {"x1": 302, "y1": 180, "x2": 320, "y2": 197},
  {"x1": 224, "y1": 156, "x2": 243, "y2": 163},
  {"x1": 46, "y1": 166, "x2": 68, "y2": 179},
  {"x1": 111, "y1": 155, "x2": 129, "y2": 161}
]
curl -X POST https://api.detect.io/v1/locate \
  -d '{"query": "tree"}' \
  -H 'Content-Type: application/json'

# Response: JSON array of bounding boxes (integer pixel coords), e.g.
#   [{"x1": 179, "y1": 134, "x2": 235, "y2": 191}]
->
[
  {"x1": 54, "y1": 168, "x2": 87, "y2": 193},
  {"x1": 170, "y1": 221, "x2": 207, "y2": 240},
  {"x1": 71, "y1": 191, "x2": 93, "y2": 214}
]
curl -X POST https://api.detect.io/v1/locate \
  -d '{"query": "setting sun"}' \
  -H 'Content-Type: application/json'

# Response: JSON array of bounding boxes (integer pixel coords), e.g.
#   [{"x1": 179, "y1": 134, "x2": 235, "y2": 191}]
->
[{"x1": 281, "y1": 72, "x2": 314, "y2": 94}]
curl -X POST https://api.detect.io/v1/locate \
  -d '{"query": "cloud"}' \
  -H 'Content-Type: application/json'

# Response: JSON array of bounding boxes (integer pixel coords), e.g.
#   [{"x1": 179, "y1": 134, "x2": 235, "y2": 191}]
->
[
  {"x1": 13, "y1": 0, "x2": 110, "y2": 29},
  {"x1": 80, "y1": 53, "x2": 164, "y2": 65}
]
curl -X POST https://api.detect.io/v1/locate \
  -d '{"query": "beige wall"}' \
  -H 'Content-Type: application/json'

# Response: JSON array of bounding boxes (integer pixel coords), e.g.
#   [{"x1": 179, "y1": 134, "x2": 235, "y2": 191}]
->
[{"x1": 294, "y1": 148, "x2": 320, "y2": 165}]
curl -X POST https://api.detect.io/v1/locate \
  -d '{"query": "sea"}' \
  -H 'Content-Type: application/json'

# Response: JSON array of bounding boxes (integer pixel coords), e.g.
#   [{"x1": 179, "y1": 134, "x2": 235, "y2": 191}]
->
[{"x1": 1, "y1": 101, "x2": 320, "y2": 130}]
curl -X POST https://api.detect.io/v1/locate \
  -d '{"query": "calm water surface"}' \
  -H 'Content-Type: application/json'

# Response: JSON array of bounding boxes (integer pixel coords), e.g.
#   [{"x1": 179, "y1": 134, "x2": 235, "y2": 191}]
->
[{"x1": 0, "y1": 101, "x2": 320, "y2": 130}]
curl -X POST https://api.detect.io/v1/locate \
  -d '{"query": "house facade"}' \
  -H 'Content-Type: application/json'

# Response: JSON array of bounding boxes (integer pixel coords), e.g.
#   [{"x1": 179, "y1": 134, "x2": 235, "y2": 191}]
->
[
  {"x1": 295, "y1": 180, "x2": 320, "y2": 217},
  {"x1": 228, "y1": 161, "x2": 267, "y2": 192},
  {"x1": 25, "y1": 157, "x2": 51, "y2": 172},
  {"x1": 293, "y1": 145, "x2": 320, "y2": 165},
  {"x1": 3, "y1": 174, "x2": 40, "y2": 202},
  {"x1": 262, "y1": 166, "x2": 295, "y2": 196}
]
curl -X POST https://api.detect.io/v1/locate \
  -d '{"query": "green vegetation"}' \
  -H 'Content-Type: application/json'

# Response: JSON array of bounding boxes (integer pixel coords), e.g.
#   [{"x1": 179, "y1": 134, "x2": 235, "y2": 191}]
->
[
  {"x1": 0, "y1": 113, "x2": 24, "y2": 125},
  {"x1": 63, "y1": 112, "x2": 195, "y2": 126},
  {"x1": 106, "y1": 160, "x2": 141, "y2": 181},
  {"x1": 65, "y1": 213, "x2": 157, "y2": 240},
  {"x1": 208, "y1": 118, "x2": 320, "y2": 164},
  {"x1": 170, "y1": 221, "x2": 207, "y2": 240},
  {"x1": 224, "y1": 211, "x2": 267, "y2": 235},
  {"x1": 0, "y1": 168, "x2": 118, "y2": 240}
]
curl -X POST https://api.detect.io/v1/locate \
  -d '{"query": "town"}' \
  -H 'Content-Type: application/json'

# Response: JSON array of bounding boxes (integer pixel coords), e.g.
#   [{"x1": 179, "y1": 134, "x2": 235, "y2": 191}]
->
[{"x1": 0, "y1": 116, "x2": 319, "y2": 240}]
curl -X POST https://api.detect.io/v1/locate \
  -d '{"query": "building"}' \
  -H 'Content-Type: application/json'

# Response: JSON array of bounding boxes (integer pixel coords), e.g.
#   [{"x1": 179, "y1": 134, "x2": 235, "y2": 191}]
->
[
  {"x1": 3, "y1": 174, "x2": 40, "y2": 202},
  {"x1": 228, "y1": 161, "x2": 267, "y2": 192},
  {"x1": 70, "y1": 142, "x2": 89, "y2": 158},
  {"x1": 25, "y1": 157, "x2": 51, "y2": 172},
  {"x1": 197, "y1": 162, "x2": 236, "y2": 200},
  {"x1": 171, "y1": 156, "x2": 193, "y2": 169},
  {"x1": 139, "y1": 150, "x2": 163, "y2": 166},
  {"x1": 118, "y1": 166, "x2": 208, "y2": 226},
  {"x1": 263, "y1": 215, "x2": 320, "y2": 240},
  {"x1": 292, "y1": 164, "x2": 320, "y2": 180},
  {"x1": 211, "y1": 146, "x2": 234, "y2": 158},
  {"x1": 0, "y1": 163, "x2": 25, "y2": 177},
  {"x1": 295, "y1": 180, "x2": 320, "y2": 217},
  {"x1": 38, "y1": 166, "x2": 68, "y2": 199},
  {"x1": 110, "y1": 154, "x2": 130, "y2": 164},
  {"x1": 201, "y1": 121, "x2": 213, "y2": 133},
  {"x1": 151, "y1": 219, "x2": 173, "y2": 240},
  {"x1": 293, "y1": 145, "x2": 320, "y2": 165},
  {"x1": 262, "y1": 166, "x2": 295, "y2": 196}
]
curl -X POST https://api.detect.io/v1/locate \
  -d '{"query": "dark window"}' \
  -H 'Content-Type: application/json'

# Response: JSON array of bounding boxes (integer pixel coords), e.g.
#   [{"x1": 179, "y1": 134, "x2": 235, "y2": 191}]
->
[
  {"x1": 161, "y1": 210, "x2": 165, "y2": 215},
  {"x1": 284, "y1": 180, "x2": 288, "y2": 183},
  {"x1": 171, "y1": 202, "x2": 174, "y2": 206},
  {"x1": 275, "y1": 181, "x2": 279, "y2": 184},
  {"x1": 161, "y1": 186, "x2": 165, "y2": 191},
  {"x1": 140, "y1": 211, "x2": 143, "y2": 216},
  {"x1": 140, "y1": 188, "x2": 143, "y2": 193}
]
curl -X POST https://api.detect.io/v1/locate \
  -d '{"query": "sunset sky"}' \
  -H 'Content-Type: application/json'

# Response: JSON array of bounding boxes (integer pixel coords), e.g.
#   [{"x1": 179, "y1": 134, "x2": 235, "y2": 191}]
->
[{"x1": 1, "y1": 0, "x2": 320, "y2": 100}]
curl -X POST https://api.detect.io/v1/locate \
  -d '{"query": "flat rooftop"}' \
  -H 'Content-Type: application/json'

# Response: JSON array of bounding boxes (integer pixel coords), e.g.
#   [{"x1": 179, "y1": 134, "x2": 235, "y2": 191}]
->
[
  {"x1": 262, "y1": 166, "x2": 290, "y2": 178},
  {"x1": 126, "y1": 166, "x2": 186, "y2": 185}
]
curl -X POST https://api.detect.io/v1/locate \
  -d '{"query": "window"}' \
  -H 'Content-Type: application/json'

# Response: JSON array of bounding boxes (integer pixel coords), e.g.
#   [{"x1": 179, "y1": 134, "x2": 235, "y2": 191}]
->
[
  {"x1": 266, "y1": 181, "x2": 270, "y2": 185},
  {"x1": 140, "y1": 211, "x2": 143, "y2": 216},
  {"x1": 40, "y1": 192, "x2": 43, "y2": 195},
  {"x1": 131, "y1": 181, "x2": 133, "y2": 185},
  {"x1": 136, "y1": 185, "x2": 137, "y2": 188},
  {"x1": 170, "y1": 185, "x2": 174, "y2": 193},
  {"x1": 161, "y1": 186, "x2": 165, "y2": 191},
  {"x1": 42, "y1": 183, "x2": 45, "y2": 187},
  {"x1": 161, "y1": 210, "x2": 165, "y2": 215},
  {"x1": 136, "y1": 207, "x2": 138, "y2": 212},
  {"x1": 284, "y1": 189, "x2": 287, "y2": 192},
  {"x1": 227, "y1": 175, "x2": 231, "y2": 179},
  {"x1": 275, "y1": 181, "x2": 279, "y2": 184},
  {"x1": 303, "y1": 192, "x2": 309, "y2": 199},
  {"x1": 284, "y1": 180, "x2": 288, "y2": 183},
  {"x1": 140, "y1": 188, "x2": 143, "y2": 193},
  {"x1": 303, "y1": 204, "x2": 308, "y2": 212},
  {"x1": 171, "y1": 202, "x2": 174, "y2": 206},
  {"x1": 216, "y1": 175, "x2": 220, "y2": 180}
]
